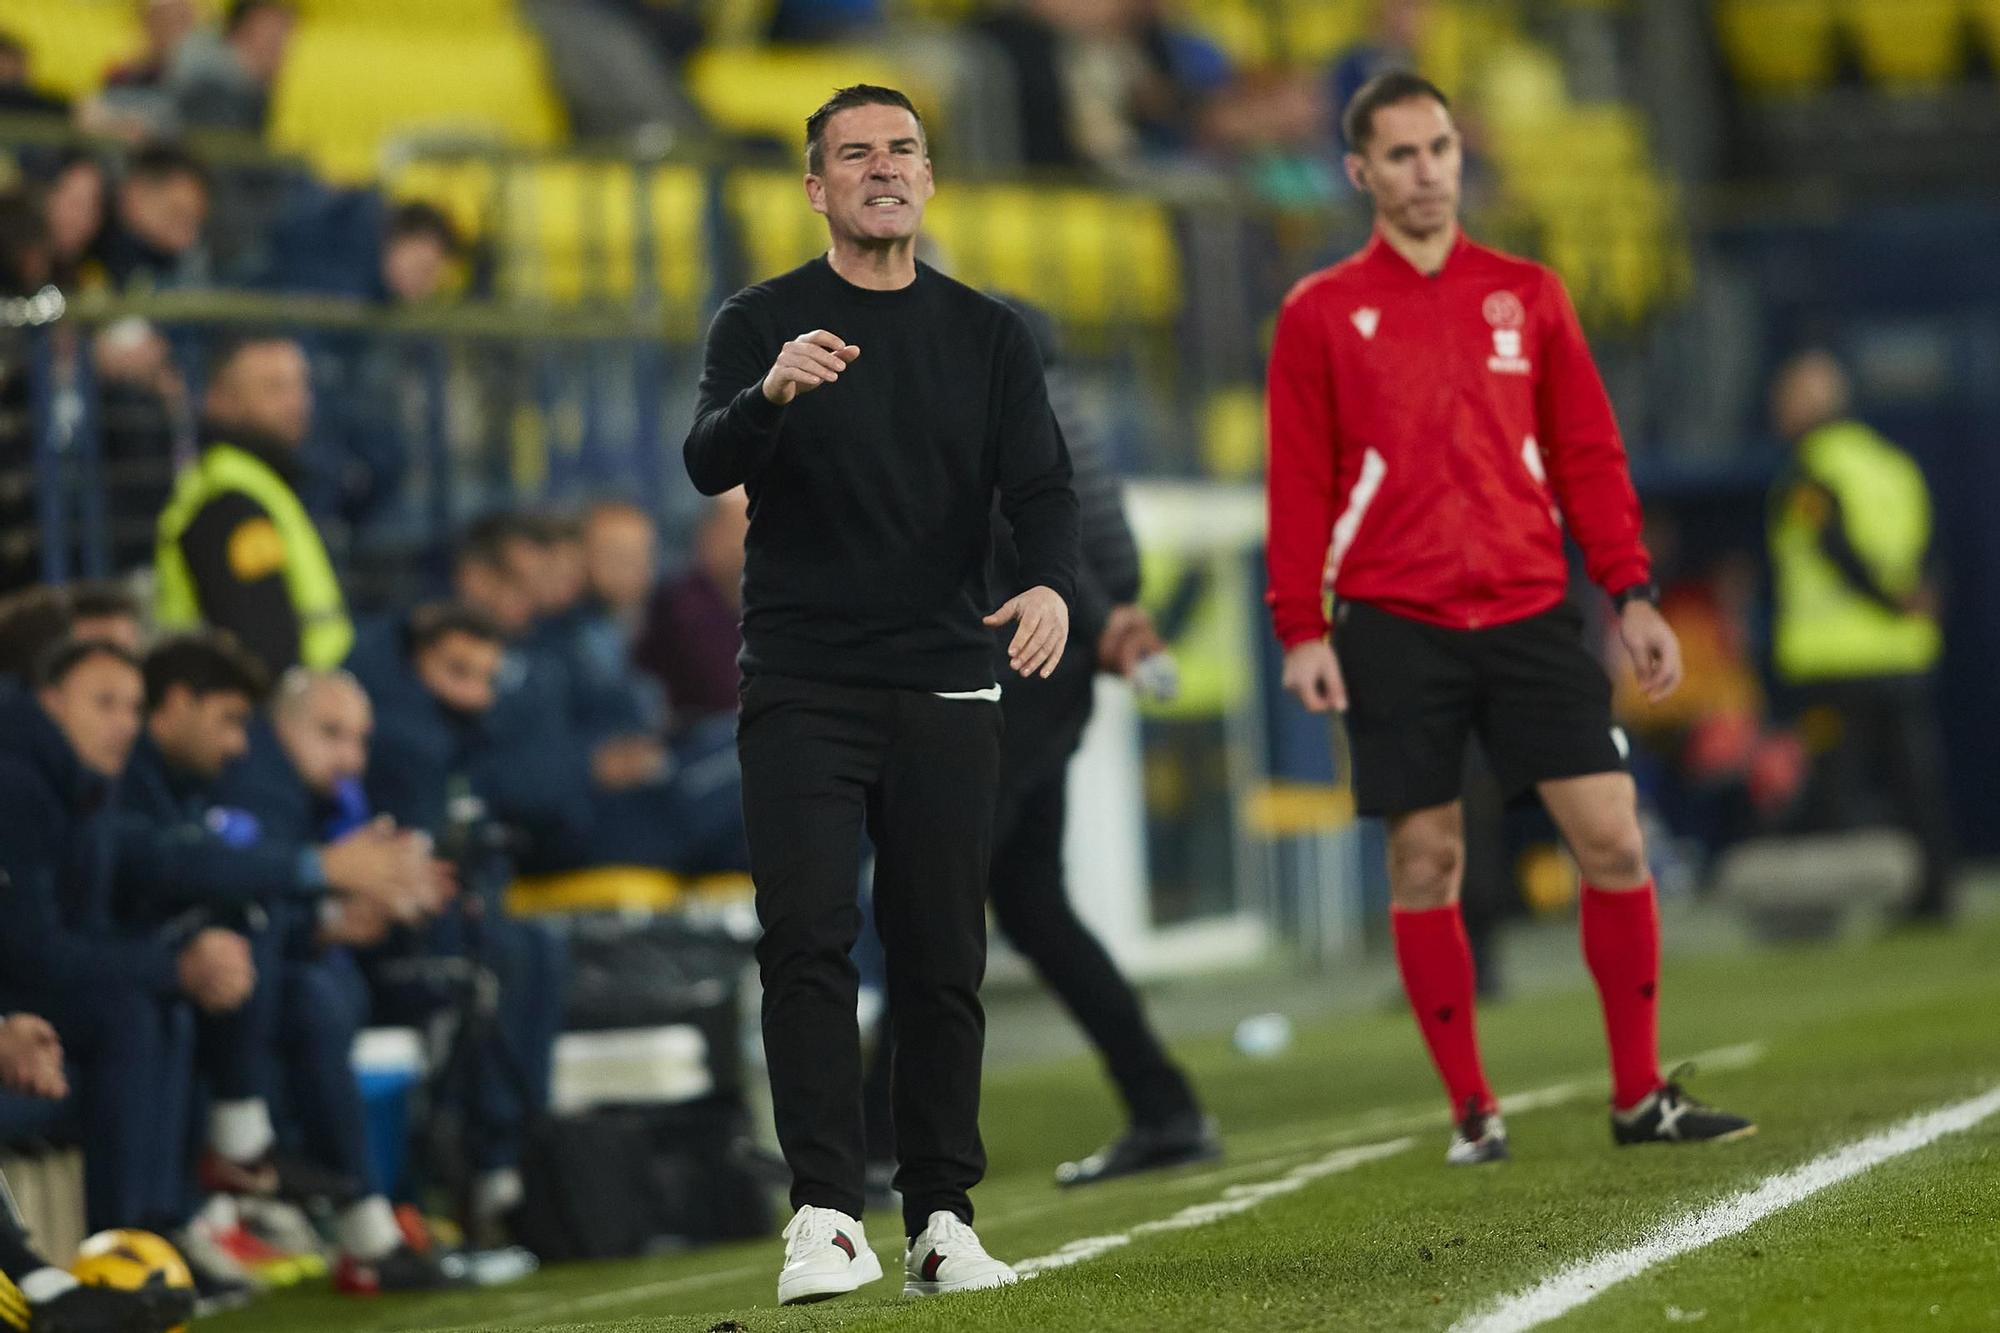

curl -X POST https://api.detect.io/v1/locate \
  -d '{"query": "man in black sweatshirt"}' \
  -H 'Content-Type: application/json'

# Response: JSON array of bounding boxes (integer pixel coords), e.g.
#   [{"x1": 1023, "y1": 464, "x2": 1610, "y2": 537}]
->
[{"x1": 684, "y1": 84, "x2": 1077, "y2": 1305}]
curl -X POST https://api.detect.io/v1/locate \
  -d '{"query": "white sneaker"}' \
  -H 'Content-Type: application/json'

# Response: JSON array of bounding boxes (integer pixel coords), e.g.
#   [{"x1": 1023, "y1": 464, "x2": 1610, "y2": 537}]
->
[
  {"x1": 777, "y1": 1206, "x2": 882, "y2": 1305},
  {"x1": 903, "y1": 1210, "x2": 1017, "y2": 1298}
]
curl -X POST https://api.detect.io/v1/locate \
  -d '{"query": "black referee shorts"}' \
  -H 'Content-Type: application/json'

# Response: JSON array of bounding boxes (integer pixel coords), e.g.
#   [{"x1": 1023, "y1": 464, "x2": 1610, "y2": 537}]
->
[{"x1": 1336, "y1": 599, "x2": 1628, "y2": 818}]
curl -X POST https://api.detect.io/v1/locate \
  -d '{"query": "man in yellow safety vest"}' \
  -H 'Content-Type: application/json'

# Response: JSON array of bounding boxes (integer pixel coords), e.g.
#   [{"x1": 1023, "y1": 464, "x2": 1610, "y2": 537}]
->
[
  {"x1": 1767, "y1": 349, "x2": 1953, "y2": 921},
  {"x1": 156, "y1": 335, "x2": 352, "y2": 678}
]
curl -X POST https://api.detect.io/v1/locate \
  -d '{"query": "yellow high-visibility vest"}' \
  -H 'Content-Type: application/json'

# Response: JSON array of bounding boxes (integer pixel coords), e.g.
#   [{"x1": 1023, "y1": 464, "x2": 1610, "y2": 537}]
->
[
  {"x1": 155, "y1": 442, "x2": 353, "y2": 669},
  {"x1": 1769, "y1": 421, "x2": 1939, "y2": 682}
]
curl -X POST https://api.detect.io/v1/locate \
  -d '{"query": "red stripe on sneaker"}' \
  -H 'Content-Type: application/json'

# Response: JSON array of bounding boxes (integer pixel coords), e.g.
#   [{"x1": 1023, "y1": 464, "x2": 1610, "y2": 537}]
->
[
  {"x1": 831, "y1": 1231, "x2": 856, "y2": 1259},
  {"x1": 921, "y1": 1249, "x2": 945, "y2": 1282}
]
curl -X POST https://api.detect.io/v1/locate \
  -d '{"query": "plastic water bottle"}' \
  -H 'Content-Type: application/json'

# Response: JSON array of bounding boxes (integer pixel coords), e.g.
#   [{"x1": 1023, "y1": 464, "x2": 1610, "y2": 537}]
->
[
  {"x1": 1131, "y1": 651, "x2": 1180, "y2": 703},
  {"x1": 1233, "y1": 1013, "x2": 1292, "y2": 1059}
]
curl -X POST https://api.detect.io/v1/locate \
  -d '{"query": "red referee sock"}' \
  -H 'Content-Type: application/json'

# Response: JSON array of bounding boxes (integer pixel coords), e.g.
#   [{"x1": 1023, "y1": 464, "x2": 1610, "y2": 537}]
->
[
  {"x1": 1581, "y1": 882, "x2": 1663, "y2": 1111},
  {"x1": 1391, "y1": 904, "x2": 1495, "y2": 1116}
]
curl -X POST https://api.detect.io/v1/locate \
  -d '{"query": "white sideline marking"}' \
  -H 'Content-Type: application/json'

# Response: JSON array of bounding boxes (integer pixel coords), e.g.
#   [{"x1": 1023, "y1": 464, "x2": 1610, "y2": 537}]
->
[
  {"x1": 1451, "y1": 1082, "x2": 2000, "y2": 1333},
  {"x1": 444, "y1": 1041, "x2": 1768, "y2": 1326},
  {"x1": 1016, "y1": 1137, "x2": 1415, "y2": 1276}
]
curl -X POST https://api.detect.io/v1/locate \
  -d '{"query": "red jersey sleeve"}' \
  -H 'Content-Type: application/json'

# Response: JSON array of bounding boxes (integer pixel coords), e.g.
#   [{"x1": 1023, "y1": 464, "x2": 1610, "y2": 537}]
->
[
  {"x1": 1534, "y1": 272, "x2": 1651, "y2": 598},
  {"x1": 1264, "y1": 288, "x2": 1340, "y2": 648}
]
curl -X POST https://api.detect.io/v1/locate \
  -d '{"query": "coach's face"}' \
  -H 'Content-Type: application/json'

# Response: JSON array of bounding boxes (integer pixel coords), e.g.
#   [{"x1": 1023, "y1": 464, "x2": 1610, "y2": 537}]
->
[
  {"x1": 1347, "y1": 96, "x2": 1461, "y2": 240},
  {"x1": 807, "y1": 104, "x2": 934, "y2": 247}
]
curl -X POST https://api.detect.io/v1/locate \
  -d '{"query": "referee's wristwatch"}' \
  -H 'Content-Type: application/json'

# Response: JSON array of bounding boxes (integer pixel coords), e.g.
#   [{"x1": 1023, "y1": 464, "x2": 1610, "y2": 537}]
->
[{"x1": 1612, "y1": 581, "x2": 1660, "y2": 612}]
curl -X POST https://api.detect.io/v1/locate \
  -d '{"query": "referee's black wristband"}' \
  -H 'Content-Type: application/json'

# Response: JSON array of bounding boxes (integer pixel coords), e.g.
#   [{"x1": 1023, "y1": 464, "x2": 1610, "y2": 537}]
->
[{"x1": 1612, "y1": 582, "x2": 1660, "y2": 612}]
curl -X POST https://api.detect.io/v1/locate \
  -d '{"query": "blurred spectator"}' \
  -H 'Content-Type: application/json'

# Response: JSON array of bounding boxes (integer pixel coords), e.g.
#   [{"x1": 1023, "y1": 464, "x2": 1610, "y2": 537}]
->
[
  {"x1": 634, "y1": 486, "x2": 745, "y2": 723},
  {"x1": 170, "y1": 0, "x2": 295, "y2": 135},
  {"x1": 447, "y1": 513, "x2": 744, "y2": 872},
  {"x1": 521, "y1": 0, "x2": 710, "y2": 140},
  {"x1": 1767, "y1": 350, "x2": 1954, "y2": 921},
  {"x1": 769, "y1": 0, "x2": 882, "y2": 42},
  {"x1": 211, "y1": 666, "x2": 454, "y2": 1291},
  {"x1": 0, "y1": 191, "x2": 50, "y2": 592},
  {"x1": 66, "y1": 581, "x2": 145, "y2": 653},
  {"x1": 0, "y1": 188, "x2": 50, "y2": 294},
  {"x1": 582, "y1": 499, "x2": 656, "y2": 634},
  {"x1": 0, "y1": 640, "x2": 245, "y2": 1236},
  {"x1": 377, "y1": 201, "x2": 459, "y2": 306},
  {"x1": 0, "y1": 582, "x2": 142, "y2": 683},
  {"x1": 0, "y1": 587, "x2": 71, "y2": 679},
  {"x1": 1331, "y1": 0, "x2": 1430, "y2": 141},
  {"x1": 297, "y1": 202, "x2": 462, "y2": 534},
  {"x1": 342, "y1": 608, "x2": 567, "y2": 1246},
  {"x1": 91, "y1": 140, "x2": 211, "y2": 292},
  {"x1": 41, "y1": 151, "x2": 109, "y2": 290},
  {"x1": 155, "y1": 334, "x2": 353, "y2": 676},
  {"x1": 106, "y1": 0, "x2": 202, "y2": 92},
  {"x1": 522, "y1": 512, "x2": 588, "y2": 625},
  {"x1": 601, "y1": 0, "x2": 706, "y2": 65},
  {"x1": 0, "y1": 30, "x2": 67, "y2": 119}
]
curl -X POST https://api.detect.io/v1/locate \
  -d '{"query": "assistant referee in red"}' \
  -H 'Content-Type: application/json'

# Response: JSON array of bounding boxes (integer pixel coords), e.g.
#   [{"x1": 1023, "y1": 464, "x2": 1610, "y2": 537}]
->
[{"x1": 1266, "y1": 72, "x2": 1753, "y2": 1164}]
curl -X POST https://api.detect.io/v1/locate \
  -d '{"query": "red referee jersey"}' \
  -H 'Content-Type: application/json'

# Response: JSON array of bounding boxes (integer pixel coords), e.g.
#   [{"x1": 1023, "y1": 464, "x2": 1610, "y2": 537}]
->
[{"x1": 1264, "y1": 229, "x2": 1650, "y2": 649}]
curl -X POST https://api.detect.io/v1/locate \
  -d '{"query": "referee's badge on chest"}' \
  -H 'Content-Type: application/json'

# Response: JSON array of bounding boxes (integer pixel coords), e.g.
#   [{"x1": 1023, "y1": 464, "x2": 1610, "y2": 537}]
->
[{"x1": 1483, "y1": 289, "x2": 1531, "y2": 375}]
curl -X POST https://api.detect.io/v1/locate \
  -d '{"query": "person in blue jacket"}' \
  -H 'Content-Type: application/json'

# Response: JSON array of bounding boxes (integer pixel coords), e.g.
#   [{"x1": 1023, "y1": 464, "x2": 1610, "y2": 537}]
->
[
  {"x1": 0, "y1": 640, "x2": 249, "y2": 1235},
  {"x1": 343, "y1": 602, "x2": 567, "y2": 1243},
  {"x1": 119, "y1": 633, "x2": 447, "y2": 1293},
  {"x1": 449, "y1": 514, "x2": 746, "y2": 875},
  {"x1": 210, "y1": 666, "x2": 454, "y2": 1293}
]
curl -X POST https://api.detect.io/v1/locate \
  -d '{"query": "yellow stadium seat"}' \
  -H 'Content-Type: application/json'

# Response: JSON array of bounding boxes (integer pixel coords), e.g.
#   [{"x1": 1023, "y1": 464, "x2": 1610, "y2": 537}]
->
[
  {"x1": 1202, "y1": 386, "x2": 1265, "y2": 478},
  {"x1": 924, "y1": 184, "x2": 1181, "y2": 327},
  {"x1": 388, "y1": 158, "x2": 501, "y2": 247},
  {"x1": 1181, "y1": 0, "x2": 1276, "y2": 68},
  {"x1": 0, "y1": 0, "x2": 141, "y2": 101},
  {"x1": 285, "y1": 0, "x2": 519, "y2": 24},
  {"x1": 1838, "y1": 0, "x2": 1963, "y2": 91},
  {"x1": 507, "y1": 866, "x2": 682, "y2": 916},
  {"x1": 270, "y1": 21, "x2": 566, "y2": 183},
  {"x1": 723, "y1": 171, "x2": 1180, "y2": 329},
  {"x1": 686, "y1": 46, "x2": 930, "y2": 153},
  {"x1": 1278, "y1": 0, "x2": 1371, "y2": 65},
  {"x1": 1713, "y1": 0, "x2": 1840, "y2": 97},
  {"x1": 725, "y1": 168, "x2": 825, "y2": 283}
]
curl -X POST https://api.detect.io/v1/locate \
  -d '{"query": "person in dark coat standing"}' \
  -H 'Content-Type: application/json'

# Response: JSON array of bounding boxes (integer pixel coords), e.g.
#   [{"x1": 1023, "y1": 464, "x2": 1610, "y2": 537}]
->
[{"x1": 683, "y1": 84, "x2": 1076, "y2": 1304}]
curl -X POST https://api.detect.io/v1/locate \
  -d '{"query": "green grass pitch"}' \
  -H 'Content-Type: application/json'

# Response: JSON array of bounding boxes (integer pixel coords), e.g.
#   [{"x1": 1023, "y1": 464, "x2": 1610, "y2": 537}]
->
[{"x1": 212, "y1": 913, "x2": 2000, "y2": 1332}]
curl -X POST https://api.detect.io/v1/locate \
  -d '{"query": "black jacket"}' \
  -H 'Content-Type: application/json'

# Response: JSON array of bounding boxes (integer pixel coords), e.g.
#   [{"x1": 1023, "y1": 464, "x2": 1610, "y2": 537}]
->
[
  {"x1": 0, "y1": 689, "x2": 180, "y2": 1009},
  {"x1": 114, "y1": 731, "x2": 320, "y2": 924}
]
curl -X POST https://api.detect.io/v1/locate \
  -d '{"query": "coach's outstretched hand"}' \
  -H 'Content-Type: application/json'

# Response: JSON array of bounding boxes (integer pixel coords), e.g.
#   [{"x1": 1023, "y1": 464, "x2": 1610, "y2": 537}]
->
[
  {"x1": 986, "y1": 586, "x2": 1069, "y2": 679},
  {"x1": 1281, "y1": 638, "x2": 1348, "y2": 714},
  {"x1": 763, "y1": 330, "x2": 860, "y2": 405}
]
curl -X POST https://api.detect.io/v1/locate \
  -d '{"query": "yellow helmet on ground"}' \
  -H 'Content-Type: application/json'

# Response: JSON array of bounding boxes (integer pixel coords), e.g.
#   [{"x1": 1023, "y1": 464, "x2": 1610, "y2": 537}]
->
[{"x1": 70, "y1": 1230, "x2": 196, "y2": 1332}]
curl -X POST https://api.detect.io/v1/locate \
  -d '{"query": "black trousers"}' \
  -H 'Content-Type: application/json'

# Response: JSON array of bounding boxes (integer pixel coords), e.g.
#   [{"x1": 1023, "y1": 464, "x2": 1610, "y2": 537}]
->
[
  {"x1": 863, "y1": 657, "x2": 1197, "y2": 1159},
  {"x1": 1794, "y1": 676, "x2": 1956, "y2": 918},
  {"x1": 738, "y1": 672, "x2": 1001, "y2": 1232}
]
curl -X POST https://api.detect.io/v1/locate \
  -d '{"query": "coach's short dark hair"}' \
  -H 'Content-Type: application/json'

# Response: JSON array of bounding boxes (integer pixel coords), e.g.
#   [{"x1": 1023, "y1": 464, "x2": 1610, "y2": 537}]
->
[
  {"x1": 805, "y1": 84, "x2": 925, "y2": 175},
  {"x1": 408, "y1": 601, "x2": 505, "y2": 655},
  {"x1": 33, "y1": 637, "x2": 141, "y2": 691},
  {"x1": 1342, "y1": 70, "x2": 1451, "y2": 153},
  {"x1": 143, "y1": 632, "x2": 270, "y2": 712}
]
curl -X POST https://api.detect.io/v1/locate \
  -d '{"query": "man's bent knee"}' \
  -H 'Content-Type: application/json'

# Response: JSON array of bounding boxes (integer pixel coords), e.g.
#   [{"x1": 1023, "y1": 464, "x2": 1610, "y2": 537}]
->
[{"x1": 1387, "y1": 824, "x2": 1465, "y2": 910}]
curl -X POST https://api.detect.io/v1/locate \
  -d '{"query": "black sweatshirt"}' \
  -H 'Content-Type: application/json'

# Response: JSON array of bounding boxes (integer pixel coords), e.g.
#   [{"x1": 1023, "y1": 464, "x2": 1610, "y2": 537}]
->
[{"x1": 684, "y1": 256, "x2": 1079, "y2": 693}]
